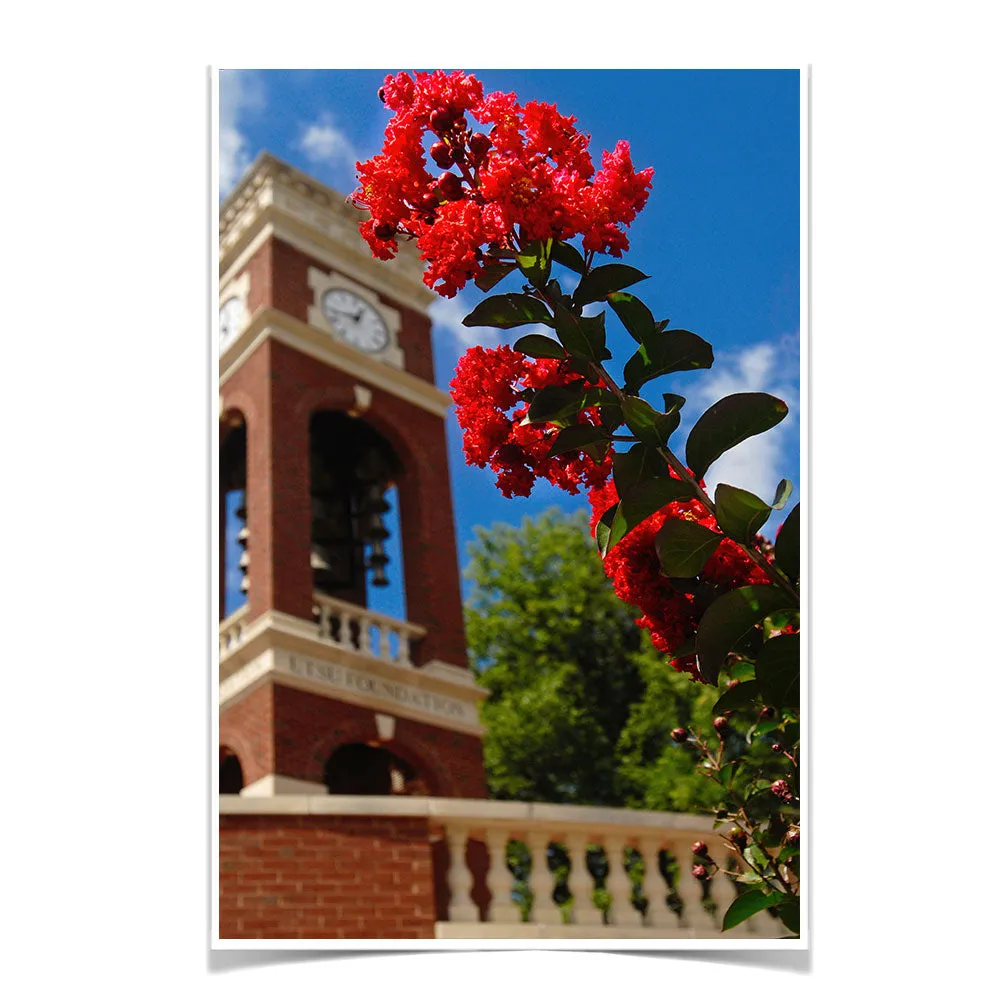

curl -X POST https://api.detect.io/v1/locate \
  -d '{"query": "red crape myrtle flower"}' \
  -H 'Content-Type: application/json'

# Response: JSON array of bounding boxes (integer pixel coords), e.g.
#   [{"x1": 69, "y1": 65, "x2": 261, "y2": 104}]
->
[
  {"x1": 352, "y1": 70, "x2": 654, "y2": 298},
  {"x1": 587, "y1": 477, "x2": 771, "y2": 679},
  {"x1": 450, "y1": 345, "x2": 612, "y2": 499}
]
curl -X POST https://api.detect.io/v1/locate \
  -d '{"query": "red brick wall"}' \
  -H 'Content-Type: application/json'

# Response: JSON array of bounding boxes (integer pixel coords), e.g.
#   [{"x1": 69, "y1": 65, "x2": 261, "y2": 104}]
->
[
  {"x1": 219, "y1": 814, "x2": 436, "y2": 939},
  {"x1": 220, "y1": 682, "x2": 486, "y2": 798}
]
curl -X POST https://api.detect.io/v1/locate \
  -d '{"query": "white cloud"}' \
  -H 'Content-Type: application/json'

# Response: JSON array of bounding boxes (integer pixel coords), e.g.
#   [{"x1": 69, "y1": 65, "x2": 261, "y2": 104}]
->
[
  {"x1": 430, "y1": 292, "x2": 503, "y2": 351},
  {"x1": 297, "y1": 114, "x2": 358, "y2": 171},
  {"x1": 219, "y1": 70, "x2": 265, "y2": 197},
  {"x1": 683, "y1": 333, "x2": 800, "y2": 505}
]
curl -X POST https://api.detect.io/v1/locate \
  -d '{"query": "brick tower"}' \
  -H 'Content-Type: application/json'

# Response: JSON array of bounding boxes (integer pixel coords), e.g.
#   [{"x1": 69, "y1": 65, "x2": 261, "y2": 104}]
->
[{"x1": 217, "y1": 152, "x2": 487, "y2": 802}]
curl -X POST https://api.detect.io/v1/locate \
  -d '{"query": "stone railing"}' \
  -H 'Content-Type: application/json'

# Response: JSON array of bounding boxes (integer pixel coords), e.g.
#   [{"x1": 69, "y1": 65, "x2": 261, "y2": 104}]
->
[
  {"x1": 218, "y1": 596, "x2": 428, "y2": 670},
  {"x1": 430, "y1": 798, "x2": 782, "y2": 939},
  {"x1": 218, "y1": 604, "x2": 251, "y2": 657},
  {"x1": 219, "y1": 795, "x2": 785, "y2": 939},
  {"x1": 312, "y1": 592, "x2": 427, "y2": 668}
]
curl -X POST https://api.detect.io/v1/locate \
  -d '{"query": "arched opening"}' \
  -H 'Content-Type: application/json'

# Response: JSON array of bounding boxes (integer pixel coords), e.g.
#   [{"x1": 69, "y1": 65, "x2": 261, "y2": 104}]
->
[
  {"x1": 219, "y1": 746, "x2": 244, "y2": 794},
  {"x1": 309, "y1": 411, "x2": 405, "y2": 615},
  {"x1": 323, "y1": 742, "x2": 423, "y2": 796},
  {"x1": 220, "y1": 412, "x2": 248, "y2": 619}
]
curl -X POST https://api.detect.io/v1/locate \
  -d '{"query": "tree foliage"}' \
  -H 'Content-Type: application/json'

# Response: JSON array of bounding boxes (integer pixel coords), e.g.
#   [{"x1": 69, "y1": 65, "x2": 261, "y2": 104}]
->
[{"x1": 466, "y1": 509, "x2": 721, "y2": 811}]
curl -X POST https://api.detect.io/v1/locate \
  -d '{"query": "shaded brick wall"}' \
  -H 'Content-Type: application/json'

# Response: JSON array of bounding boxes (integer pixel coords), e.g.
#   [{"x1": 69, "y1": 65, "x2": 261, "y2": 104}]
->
[
  {"x1": 220, "y1": 682, "x2": 486, "y2": 798},
  {"x1": 219, "y1": 814, "x2": 436, "y2": 939}
]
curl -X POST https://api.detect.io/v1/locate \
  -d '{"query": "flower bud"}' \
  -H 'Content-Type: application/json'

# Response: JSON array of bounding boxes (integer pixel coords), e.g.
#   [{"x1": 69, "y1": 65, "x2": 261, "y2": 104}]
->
[
  {"x1": 372, "y1": 221, "x2": 395, "y2": 241},
  {"x1": 437, "y1": 172, "x2": 464, "y2": 201},
  {"x1": 712, "y1": 716, "x2": 730, "y2": 736},
  {"x1": 430, "y1": 107, "x2": 454, "y2": 133},
  {"x1": 770, "y1": 779, "x2": 793, "y2": 801},
  {"x1": 430, "y1": 141, "x2": 454, "y2": 168},
  {"x1": 770, "y1": 742, "x2": 784, "y2": 753},
  {"x1": 377, "y1": 86, "x2": 386, "y2": 104},
  {"x1": 468, "y1": 132, "x2": 492, "y2": 162},
  {"x1": 692, "y1": 864, "x2": 710, "y2": 881},
  {"x1": 691, "y1": 840, "x2": 709, "y2": 857},
  {"x1": 670, "y1": 727, "x2": 689, "y2": 743},
  {"x1": 786, "y1": 828, "x2": 800, "y2": 845},
  {"x1": 452, "y1": 115, "x2": 468, "y2": 132},
  {"x1": 759, "y1": 706, "x2": 776, "y2": 720},
  {"x1": 729, "y1": 827, "x2": 748, "y2": 848},
  {"x1": 726, "y1": 679, "x2": 739, "y2": 690}
]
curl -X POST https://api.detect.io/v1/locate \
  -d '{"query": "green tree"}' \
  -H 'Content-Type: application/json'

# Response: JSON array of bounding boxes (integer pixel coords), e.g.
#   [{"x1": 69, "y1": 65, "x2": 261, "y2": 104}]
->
[{"x1": 465, "y1": 508, "x2": 719, "y2": 812}]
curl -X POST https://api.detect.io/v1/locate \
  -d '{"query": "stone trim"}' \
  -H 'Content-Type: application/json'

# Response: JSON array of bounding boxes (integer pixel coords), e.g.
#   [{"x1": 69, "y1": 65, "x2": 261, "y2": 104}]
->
[
  {"x1": 219, "y1": 153, "x2": 434, "y2": 315},
  {"x1": 240, "y1": 774, "x2": 328, "y2": 797},
  {"x1": 219, "y1": 307, "x2": 452, "y2": 419},
  {"x1": 218, "y1": 794, "x2": 715, "y2": 834}
]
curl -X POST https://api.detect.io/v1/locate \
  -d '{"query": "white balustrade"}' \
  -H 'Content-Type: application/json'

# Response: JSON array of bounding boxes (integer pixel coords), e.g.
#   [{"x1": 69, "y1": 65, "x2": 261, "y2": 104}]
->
[
  {"x1": 219, "y1": 795, "x2": 787, "y2": 939},
  {"x1": 218, "y1": 604, "x2": 250, "y2": 656},
  {"x1": 311, "y1": 592, "x2": 427, "y2": 669}
]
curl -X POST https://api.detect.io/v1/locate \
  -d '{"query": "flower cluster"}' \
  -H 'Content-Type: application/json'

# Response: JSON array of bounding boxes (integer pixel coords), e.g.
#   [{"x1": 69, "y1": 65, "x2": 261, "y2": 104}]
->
[
  {"x1": 587, "y1": 477, "x2": 771, "y2": 678},
  {"x1": 352, "y1": 70, "x2": 654, "y2": 297},
  {"x1": 449, "y1": 345, "x2": 612, "y2": 498}
]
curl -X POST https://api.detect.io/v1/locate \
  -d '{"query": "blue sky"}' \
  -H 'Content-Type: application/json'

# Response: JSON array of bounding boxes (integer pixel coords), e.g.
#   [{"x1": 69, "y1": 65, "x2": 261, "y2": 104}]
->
[{"x1": 220, "y1": 69, "x2": 800, "y2": 621}]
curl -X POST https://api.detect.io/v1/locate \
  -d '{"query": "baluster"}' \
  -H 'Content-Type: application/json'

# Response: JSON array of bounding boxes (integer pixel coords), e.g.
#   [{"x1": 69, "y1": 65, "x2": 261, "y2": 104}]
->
[
  {"x1": 565, "y1": 832, "x2": 602, "y2": 926},
  {"x1": 445, "y1": 825, "x2": 478, "y2": 923},
  {"x1": 359, "y1": 615, "x2": 373, "y2": 655},
  {"x1": 387, "y1": 626, "x2": 401, "y2": 664},
  {"x1": 638, "y1": 838, "x2": 673, "y2": 928},
  {"x1": 399, "y1": 628, "x2": 415, "y2": 667},
  {"x1": 603, "y1": 835, "x2": 637, "y2": 927},
  {"x1": 483, "y1": 829, "x2": 519, "y2": 924},
  {"x1": 340, "y1": 611, "x2": 358, "y2": 651},
  {"x1": 668, "y1": 837, "x2": 717, "y2": 934},
  {"x1": 317, "y1": 604, "x2": 331, "y2": 639},
  {"x1": 525, "y1": 831, "x2": 561, "y2": 925}
]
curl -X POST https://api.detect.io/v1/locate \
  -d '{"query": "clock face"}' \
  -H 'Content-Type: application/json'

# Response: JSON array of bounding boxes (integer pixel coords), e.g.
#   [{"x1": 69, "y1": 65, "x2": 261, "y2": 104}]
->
[
  {"x1": 219, "y1": 296, "x2": 245, "y2": 352},
  {"x1": 322, "y1": 289, "x2": 390, "y2": 353}
]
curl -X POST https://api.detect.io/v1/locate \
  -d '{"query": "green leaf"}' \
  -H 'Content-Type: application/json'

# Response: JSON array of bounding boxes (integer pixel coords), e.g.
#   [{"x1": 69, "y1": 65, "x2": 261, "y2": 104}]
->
[
  {"x1": 553, "y1": 301, "x2": 606, "y2": 362},
  {"x1": 722, "y1": 888, "x2": 784, "y2": 932},
  {"x1": 712, "y1": 679, "x2": 760, "y2": 714},
  {"x1": 607, "y1": 292, "x2": 656, "y2": 343},
  {"x1": 622, "y1": 329, "x2": 714, "y2": 392},
  {"x1": 463, "y1": 293, "x2": 553, "y2": 330},
  {"x1": 695, "y1": 585, "x2": 797, "y2": 685},
  {"x1": 686, "y1": 393, "x2": 789, "y2": 480},
  {"x1": 525, "y1": 383, "x2": 587, "y2": 425},
  {"x1": 777, "y1": 844, "x2": 800, "y2": 863},
  {"x1": 599, "y1": 477, "x2": 696, "y2": 557},
  {"x1": 516, "y1": 238, "x2": 553, "y2": 288},
  {"x1": 655, "y1": 519, "x2": 724, "y2": 577},
  {"x1": 594, "y1": 503, "x2": 617, "y2": 557},
  {"x1": 662, "y1": 393, "x2": 686, "y2": 414},
  {"x1": 513, "y1": 334, "x2": 567, "y2": 359},
  {"x1": 776, "y1": 896, "x2": 800, "y2": 935},
  {"x1": 548, "y1": 423, "x2": 610, "y2": 458},
  {"x1": 573, "y1": 264, "x2": 649, "y2": 305},
  {"x1": 774, "y1": 504, "x2": 800, "y2": 583},
  {"x1": 772, "y1": 479, "x2": 793, "y2": 510},
  {"x1": 756, "y1": 632, "x2": 800, "y2": 710},
  {"x1": 714, "y1": 484, "x2": 773, "y2": 543},
  {"x1": 550, "y1": 240, "x2": 587, "y2": 275},
  {"x1": 612, "y1": 443, "x2": 670, "y2": 495},
  {"x1": 621, "y1": 395, "x2": 681, "y2": 448},
  {"x1": 735, "y1": 872, "x2": 766, "y2": 886},
  {"x1": 474, "y1": 261, "x2": 518, "y2": 292}
]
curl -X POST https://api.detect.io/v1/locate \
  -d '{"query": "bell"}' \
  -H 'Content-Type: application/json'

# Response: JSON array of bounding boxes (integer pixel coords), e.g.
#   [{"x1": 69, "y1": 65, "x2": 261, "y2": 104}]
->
[
  {"x1": 365, "y1": 514, "x2": 390, "y2": 541},
  {"x1": 367, "y1": 540, "x2": 389, "y2": 567},
  {"x1": 358, "y1": 482, "x2": 391, "y2": 516},
  {"x1": 371, "y1": 564, "x2": 389, "y2": 587}
]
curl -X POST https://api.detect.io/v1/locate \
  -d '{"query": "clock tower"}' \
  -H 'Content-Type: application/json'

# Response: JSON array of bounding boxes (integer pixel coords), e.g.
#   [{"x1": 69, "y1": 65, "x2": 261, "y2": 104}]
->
[{"x1": 217, "y1": 152, "x2": 487, "y2": 800}]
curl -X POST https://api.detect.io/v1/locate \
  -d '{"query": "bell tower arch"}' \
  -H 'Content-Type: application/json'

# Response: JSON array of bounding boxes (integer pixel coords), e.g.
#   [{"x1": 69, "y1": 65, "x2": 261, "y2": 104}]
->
[{"x1": 217, "y1": 153, "x2": 487, "y2": 799}]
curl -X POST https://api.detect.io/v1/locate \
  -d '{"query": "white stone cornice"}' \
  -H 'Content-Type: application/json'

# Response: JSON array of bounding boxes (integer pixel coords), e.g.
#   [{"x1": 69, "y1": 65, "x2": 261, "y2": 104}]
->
[
  {"x1": 219, "y1": 152, "x2": 434, "y2": 316},
  {"x1": 218, "y1": 306, "x2": 452, "y2": 419}
]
